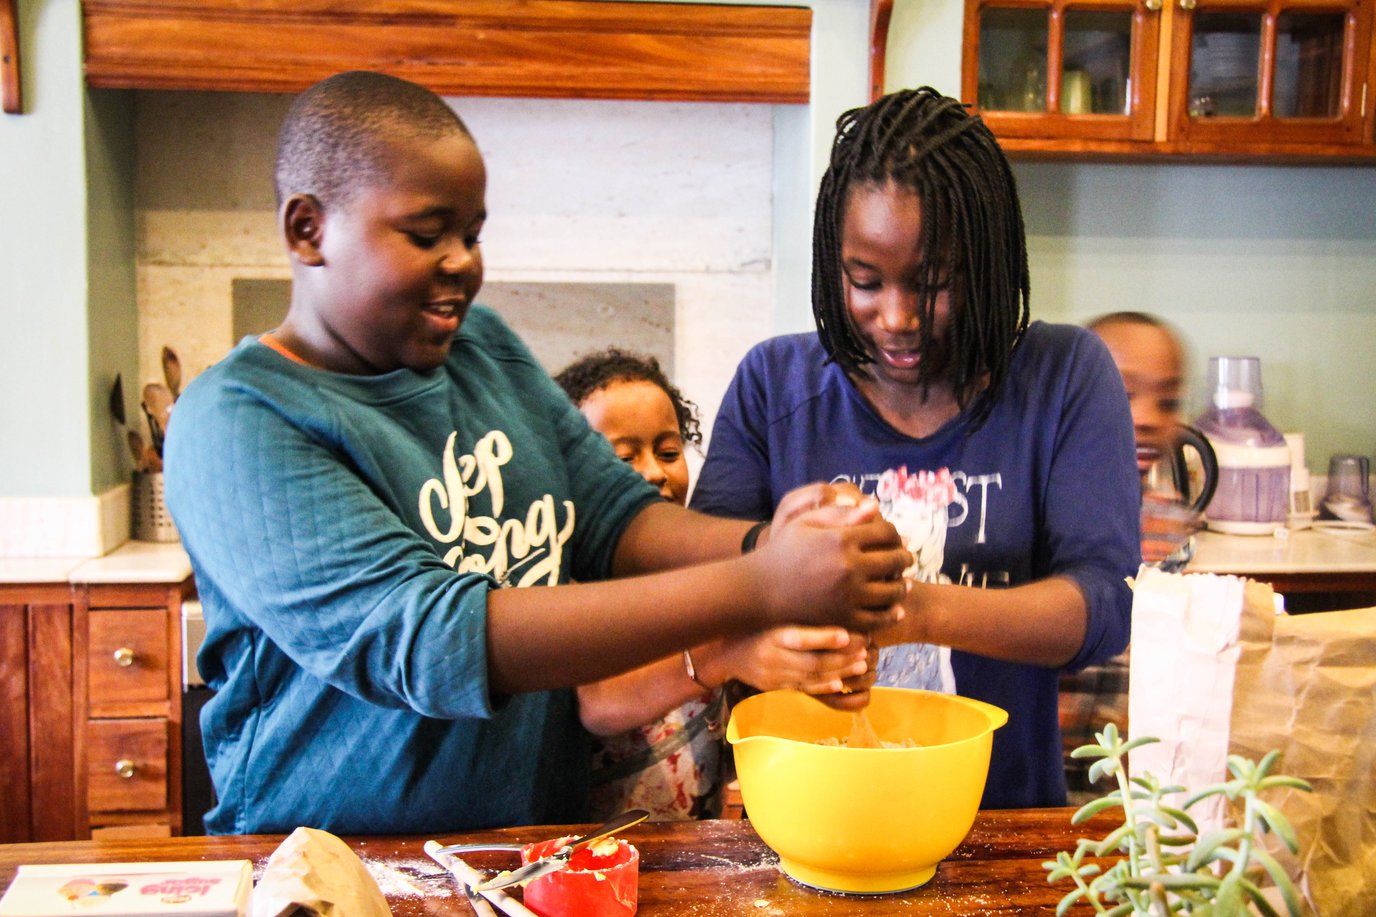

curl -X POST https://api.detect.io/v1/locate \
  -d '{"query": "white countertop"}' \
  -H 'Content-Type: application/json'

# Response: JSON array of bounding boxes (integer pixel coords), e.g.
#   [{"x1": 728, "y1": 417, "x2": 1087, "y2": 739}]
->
[
  {"x1": 0, "y1": 540, "x2": 192, "y2": 585},
  {"x1": 1189, "y1": 527, "x2": 1376, "y2": 575}
]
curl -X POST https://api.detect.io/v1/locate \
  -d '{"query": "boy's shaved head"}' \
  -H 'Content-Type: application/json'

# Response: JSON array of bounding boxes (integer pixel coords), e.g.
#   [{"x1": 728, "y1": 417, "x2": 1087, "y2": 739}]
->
[{"x1": 273, "y1": 70, "x2": 472, "y2": 208}]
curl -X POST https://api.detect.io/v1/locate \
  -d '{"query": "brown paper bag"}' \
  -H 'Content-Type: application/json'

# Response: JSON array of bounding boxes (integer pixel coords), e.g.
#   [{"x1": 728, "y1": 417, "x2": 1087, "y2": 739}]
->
[
  {"x1": 1230, "y1": 600, "x2": 1376, "y2": 917},
  {"x1": 1128, "y1": 569, "x2": 1376, "y2": 917}
]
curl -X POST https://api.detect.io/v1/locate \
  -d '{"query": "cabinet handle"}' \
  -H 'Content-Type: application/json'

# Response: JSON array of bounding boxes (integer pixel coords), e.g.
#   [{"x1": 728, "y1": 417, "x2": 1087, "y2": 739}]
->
[
  {"x1": 113, "y1": 647, "x2": 136, "y2": 667},
  {"x1": 115, "y1": 759, "x2": 137, "y2": 779},
  {"x1": 1145, "y1": 0, "x2": 1162, "y2": 10},
  {"x1": 1179, "y1": 0, "x2": 1196, "y2": 8}
]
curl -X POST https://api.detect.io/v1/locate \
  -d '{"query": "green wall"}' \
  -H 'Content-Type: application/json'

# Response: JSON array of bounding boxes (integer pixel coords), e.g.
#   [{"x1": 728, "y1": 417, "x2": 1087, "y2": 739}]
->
[
  {"x1": 84, "y1": 86, "x2": 138, "y2": 495},
  {"x1": 0, "y1": 0, "x2": 136, "y2": 499},
  {"x1": 1016, "y1": 162, "x2": 1375, "y2": 467}
]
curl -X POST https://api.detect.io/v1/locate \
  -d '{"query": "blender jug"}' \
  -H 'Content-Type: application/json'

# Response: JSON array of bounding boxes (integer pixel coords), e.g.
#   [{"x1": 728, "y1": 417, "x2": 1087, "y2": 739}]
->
[{"x1": 1192, "y1": 356, "x2": 1290, "y2": 535}]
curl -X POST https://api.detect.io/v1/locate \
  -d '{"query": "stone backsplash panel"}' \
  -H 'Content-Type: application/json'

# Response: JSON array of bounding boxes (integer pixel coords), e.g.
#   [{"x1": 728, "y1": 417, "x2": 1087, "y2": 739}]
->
[{"x1": 134, "y1": 91, "x2": 777, "y2": 456}]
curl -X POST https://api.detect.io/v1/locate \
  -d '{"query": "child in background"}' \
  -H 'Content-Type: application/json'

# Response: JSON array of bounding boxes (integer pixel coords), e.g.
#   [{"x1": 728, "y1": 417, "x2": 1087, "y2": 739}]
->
[
  {"x1": 1059, "y1": 310, "x2": 1202, "y2": 804},
  {"x1": 1089, "y1": 311, "x2": 1204, "y2": 568},
  {"x1": 690, "y1": 87, "x2": 1140, "y2": 810},
  {"x1": 164, "y1": 71, "x2": 909, "y2": 836},
  {"x1": 556, "y1": 347, "x2": 872, "y2": 820}
]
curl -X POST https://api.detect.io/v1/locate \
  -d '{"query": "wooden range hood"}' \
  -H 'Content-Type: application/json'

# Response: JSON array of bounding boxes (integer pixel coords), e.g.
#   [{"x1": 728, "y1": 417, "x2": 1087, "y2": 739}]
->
[{"x1": 80, "y1": 0, "x2": 812, "y2": 103}]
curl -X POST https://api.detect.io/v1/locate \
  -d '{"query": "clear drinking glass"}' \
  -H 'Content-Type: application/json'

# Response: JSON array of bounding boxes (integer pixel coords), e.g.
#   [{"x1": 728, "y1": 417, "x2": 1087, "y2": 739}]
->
[
  {"x1": 1141, "y1": 457, "x2": 1200, "y2": 568},
  {"x1": 978, "y1": 8, "x2": 1047, "y2": 112},
  {"x1": 1320, "y1": 454, "x2": 1373, "y2": 524}
]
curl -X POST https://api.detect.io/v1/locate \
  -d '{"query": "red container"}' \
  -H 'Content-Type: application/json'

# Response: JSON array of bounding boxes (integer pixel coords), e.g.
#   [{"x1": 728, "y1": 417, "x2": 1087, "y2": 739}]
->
[{"x1": 519, "y1": 836, "x2": 639, "y2": 917}]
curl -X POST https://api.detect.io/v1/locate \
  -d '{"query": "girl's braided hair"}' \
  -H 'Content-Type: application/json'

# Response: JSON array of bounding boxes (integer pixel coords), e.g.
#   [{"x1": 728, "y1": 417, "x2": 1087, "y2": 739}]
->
[
  {"x1": 554, "y1": 347, "x2": 702, "y2": 448},
  {"x1": 812, "y1": 87, "x2": 1030, "y2": 425}
]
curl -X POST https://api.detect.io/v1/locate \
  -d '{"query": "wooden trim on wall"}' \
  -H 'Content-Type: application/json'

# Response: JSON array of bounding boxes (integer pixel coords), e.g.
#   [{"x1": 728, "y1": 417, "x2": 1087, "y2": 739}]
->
[
  {"x1": 1, "y1": 0, "x2": 20, "y2": 114},
  {"x1": 82, "y1": 0, "x2": 812, "y2": 103},
  {"x1": 869, "y1": 0, "x2": 893, "y2": 101}
]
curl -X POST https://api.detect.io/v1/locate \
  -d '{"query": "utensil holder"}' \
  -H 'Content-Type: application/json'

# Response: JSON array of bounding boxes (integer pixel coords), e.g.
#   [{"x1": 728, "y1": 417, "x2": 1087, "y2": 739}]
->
[{"x1": 132, "y1": 471, "x2": 179, "y2": 542}]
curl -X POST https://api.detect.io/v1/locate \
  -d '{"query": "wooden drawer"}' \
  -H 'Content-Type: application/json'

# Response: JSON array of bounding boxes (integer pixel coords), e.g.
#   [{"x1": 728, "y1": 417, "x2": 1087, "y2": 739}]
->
[
  {"x1": 88, "y1": 609, "x2": 170, "y2": 717},
  {"x1": 87, "y1": 719, "x2": 168, "y2": 813}
]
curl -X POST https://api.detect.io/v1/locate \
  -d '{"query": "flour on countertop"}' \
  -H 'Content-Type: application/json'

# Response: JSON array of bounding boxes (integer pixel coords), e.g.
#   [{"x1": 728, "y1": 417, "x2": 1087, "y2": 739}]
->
[
  {"x1": 250, "y1": 853, "x2": 457, "y2": 901},
  {"x1": 360, "y1": 858, "x2": 456, "y2": 899}
]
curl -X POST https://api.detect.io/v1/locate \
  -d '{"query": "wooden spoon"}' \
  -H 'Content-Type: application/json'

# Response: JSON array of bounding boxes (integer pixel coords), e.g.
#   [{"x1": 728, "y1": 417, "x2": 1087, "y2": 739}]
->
[
  {"x1": 161, "y1": 346, "x2": 182, "y2": 399},
  {"x1": 127, "y1": 430, "x2": 147, "y2": 472},
  {"x1": 142, "y1": 382, "x2": 175, "y2": 452}
]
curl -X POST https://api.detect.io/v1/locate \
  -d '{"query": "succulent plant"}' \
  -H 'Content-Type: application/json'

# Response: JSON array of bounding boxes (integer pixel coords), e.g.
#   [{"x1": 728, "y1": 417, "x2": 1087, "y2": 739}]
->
[{"x1": 1044, "y1": 723, "x2": 1312, "y2": 916}]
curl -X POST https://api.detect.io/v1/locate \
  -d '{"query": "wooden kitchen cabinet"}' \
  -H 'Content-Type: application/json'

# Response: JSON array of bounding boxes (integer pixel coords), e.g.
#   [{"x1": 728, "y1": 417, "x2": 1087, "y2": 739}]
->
[
  {"x1": 78, "y1": 582, "x2": 189, "y2": 838},
  {"x1": 0, "y1": 576, "x2": 191, "y2": 842},
  {"x1": 961, "y1": 0, "x2": 1376, "y2": 161},
  {"x1": 0, "y1": 584, "x2": 80, "y2": 844},
  {"x1": 81, "y1": 0, "x2": 811, "y2": 104},
  {"x1": 86, "y1": 719, "x2": 171, "y2": 816}
]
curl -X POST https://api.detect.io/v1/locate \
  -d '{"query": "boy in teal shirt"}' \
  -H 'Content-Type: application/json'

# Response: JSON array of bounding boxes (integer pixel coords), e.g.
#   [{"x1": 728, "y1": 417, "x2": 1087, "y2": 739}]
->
[{"x1": 165, "y1": 70, "x2": 907, "y2": 835}]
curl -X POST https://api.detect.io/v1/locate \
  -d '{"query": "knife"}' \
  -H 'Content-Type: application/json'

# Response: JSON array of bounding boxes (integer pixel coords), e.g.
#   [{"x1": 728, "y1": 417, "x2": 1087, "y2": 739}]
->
[
  {"x1": 423, "y1": 841, "x2": 538, "y2": 917},
  {"x1": 474, "y1": 808, "x2": 649, "y2": 892},
  {"x1": 432, "y1": 842, "x2": 524, "y2": 856}
]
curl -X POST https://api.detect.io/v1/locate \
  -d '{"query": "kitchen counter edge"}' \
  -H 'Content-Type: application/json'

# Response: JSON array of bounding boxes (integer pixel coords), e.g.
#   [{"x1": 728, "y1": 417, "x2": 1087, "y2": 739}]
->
[{"x1": 0, "y1": 539, "x2": 192, "y2": 585}]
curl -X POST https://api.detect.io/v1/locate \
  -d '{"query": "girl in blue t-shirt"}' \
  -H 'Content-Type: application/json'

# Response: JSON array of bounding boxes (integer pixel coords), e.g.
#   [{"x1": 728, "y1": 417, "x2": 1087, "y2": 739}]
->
[{"x1": 692, "y1": 88, "x2": 1140, "y2": 809}]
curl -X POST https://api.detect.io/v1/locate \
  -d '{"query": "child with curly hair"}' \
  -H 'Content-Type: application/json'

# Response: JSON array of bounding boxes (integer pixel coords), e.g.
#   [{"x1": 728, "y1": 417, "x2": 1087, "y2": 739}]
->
[{"x1": 556, "y1": 347, "x2": 873, "y2": 819}]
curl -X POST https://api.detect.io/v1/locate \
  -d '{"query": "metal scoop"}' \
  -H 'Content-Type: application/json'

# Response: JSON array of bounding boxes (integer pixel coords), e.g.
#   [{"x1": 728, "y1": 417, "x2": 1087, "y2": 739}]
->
[{"x1": 473, "y1": 808, "x2": 649, "y2": 892}]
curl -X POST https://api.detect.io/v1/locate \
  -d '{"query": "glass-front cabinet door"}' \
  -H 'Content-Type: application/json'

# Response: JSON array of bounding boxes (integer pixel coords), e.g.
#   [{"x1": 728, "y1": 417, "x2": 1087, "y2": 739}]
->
[
  {"x1": 964, "y1": 0, "x2": 1162, "y2": 142},
  {"x1": 962, "y1": 0, "x2": 1375, "y2": 156},
  {"x1": 1166, "y1": 0, "x2": 1372, "y2": 146}
]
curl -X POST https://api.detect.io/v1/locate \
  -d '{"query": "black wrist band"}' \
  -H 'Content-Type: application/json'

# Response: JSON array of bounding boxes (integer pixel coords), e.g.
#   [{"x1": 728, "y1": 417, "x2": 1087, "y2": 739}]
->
[{"x1": 741, "y1": 520, "x2": 769, "y2": 554}]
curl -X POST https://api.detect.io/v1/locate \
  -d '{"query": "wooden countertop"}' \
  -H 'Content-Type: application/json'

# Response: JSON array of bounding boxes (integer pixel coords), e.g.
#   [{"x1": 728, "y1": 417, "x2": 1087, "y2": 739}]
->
[{"x1": 0, "y1": 811, "x2": 1110, "y2": 915}]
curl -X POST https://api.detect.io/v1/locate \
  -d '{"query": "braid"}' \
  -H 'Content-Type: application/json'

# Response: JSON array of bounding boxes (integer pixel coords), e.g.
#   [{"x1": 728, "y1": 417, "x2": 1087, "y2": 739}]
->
[{"x1": 812, "y1": 87, "x2": 1030, "y2": 426}]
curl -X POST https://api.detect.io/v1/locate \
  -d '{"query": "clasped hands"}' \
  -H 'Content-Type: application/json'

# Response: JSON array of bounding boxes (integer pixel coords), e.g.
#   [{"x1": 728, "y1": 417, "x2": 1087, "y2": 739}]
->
[{"x1": 735, "y1": 481, "x2": 910, "y2": 711}]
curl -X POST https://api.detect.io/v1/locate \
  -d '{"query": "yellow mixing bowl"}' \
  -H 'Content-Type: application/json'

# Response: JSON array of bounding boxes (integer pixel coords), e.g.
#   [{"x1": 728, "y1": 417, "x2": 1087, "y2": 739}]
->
[{"x1": 726, "y1": 687, "x2": 1008, "y2": 894}]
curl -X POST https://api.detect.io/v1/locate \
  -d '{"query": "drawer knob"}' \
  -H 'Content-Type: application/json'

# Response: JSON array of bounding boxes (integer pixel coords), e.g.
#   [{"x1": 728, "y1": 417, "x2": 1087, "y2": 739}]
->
[
  {"x1": 113, "y1": 647, "x2": 136, "y2": 667},
  {"x1": 115, "y1": 759, "x2": 138, "y2": 779}
]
